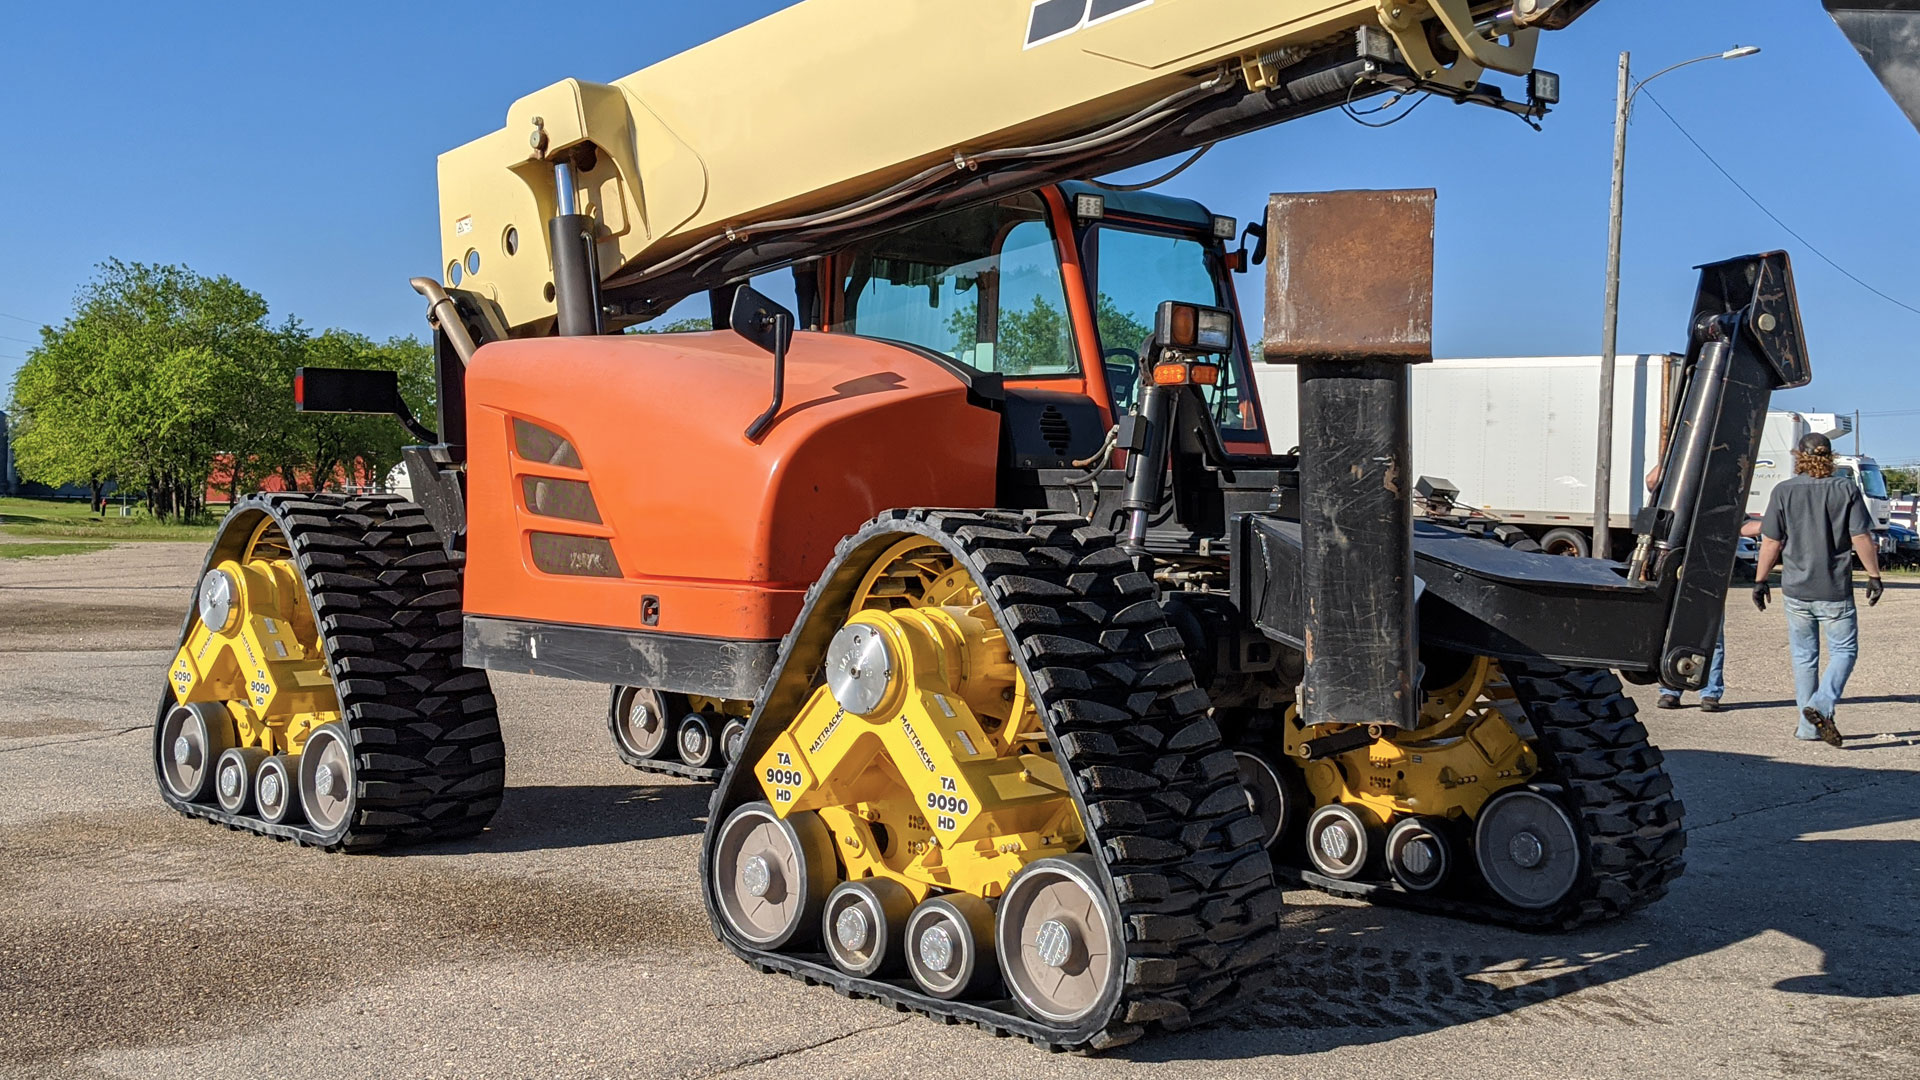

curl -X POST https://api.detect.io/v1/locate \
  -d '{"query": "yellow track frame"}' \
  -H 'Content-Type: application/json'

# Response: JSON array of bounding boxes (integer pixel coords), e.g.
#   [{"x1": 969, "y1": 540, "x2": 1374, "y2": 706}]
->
[
  {"x1": 1285, "y1": 656, "x2": 1538, "y2": 827},
  {"x1": 752, "y1": 539, "x2": 1083, "y2": 902},
  {"x1": 167, "y1": 520, "x2": 339, "y2": 756}
]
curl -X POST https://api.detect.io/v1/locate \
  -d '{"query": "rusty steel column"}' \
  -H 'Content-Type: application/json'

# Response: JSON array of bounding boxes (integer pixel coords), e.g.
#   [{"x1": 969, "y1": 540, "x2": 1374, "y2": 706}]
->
[{"x1": 1264, "y1": 190, "x2": 1435, "y2": 730}]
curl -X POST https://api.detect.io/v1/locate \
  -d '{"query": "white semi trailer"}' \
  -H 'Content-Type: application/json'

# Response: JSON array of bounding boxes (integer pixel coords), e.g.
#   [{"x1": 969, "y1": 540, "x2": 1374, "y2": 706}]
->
[
  {"x1": 1253, "y1": 360, "x2": 1895, "y2": 559},
  {"x1": 1254, "y1": 355, "x2": 1680, "y2": 557}
]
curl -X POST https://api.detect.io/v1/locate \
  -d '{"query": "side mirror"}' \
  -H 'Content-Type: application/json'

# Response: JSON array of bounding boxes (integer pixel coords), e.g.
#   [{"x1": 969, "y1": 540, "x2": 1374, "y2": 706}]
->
[
  {"x1": 731, "y1": 285, "x2": 796, "y2": 442},
  {"x1": 1228, "y1": 221, "x2": 1267, "y2": 274},
  {"x1": 295, "y1": 366, "x2": 436, "y2": 443},
  {"x1": 730, "y1": 285, "x2": 795, "y2": 356}
]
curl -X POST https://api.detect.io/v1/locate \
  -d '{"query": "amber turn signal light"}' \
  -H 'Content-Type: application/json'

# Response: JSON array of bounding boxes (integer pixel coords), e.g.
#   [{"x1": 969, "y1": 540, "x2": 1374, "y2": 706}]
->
[{"x1": 1152, "y1": 362, "x2": 1219, "y2": 386}]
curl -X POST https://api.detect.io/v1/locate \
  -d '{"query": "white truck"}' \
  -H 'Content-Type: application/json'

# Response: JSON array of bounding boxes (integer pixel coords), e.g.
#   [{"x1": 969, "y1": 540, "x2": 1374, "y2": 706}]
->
[
  {"x1": 1254, "y1": 355, "x2": 1681, "y2": 557},
  {"x1": 1748, "y1": 411, "x2": 1894, "y2": 556}
]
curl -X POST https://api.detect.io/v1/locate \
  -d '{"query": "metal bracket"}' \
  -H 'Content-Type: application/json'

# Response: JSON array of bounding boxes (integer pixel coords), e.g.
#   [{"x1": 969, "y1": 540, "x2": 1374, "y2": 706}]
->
[{"x1": 1374, "y1": 0, "x2": 1541, "y2": 90}]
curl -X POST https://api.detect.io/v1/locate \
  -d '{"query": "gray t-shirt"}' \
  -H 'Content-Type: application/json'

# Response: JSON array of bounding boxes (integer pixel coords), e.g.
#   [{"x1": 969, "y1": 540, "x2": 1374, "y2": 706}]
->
[{"x1": 1761, "y1": 474, "x2": 1872, "y2": 602}]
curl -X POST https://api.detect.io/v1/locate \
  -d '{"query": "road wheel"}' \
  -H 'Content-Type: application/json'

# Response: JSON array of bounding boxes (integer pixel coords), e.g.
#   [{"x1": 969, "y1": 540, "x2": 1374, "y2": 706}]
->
[
  {"x1": 823, "y1": 879, "x2": 914, "y2": 978},
  {"x1": 904, "y1": 894, "x2": 998, "y2": 1000},
  {"x1": 1306, "y1": 803, "x2": 1372, "y2": 880},
  {"x1": 257, "y1": 754, "x2": 301, "y2": 825},
  {"x1": 1539, "y1": 527, "x2": 1591, "y2": 558},
  {"x1": 214, "y1": 746, "x2": 268, "y2": 814}
]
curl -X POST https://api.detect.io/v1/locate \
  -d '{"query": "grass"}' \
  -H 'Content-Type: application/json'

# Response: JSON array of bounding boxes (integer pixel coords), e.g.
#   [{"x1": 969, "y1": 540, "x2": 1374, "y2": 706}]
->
[
  {"x1": 0, "y1": 497, "x2": 218, "y2": 542},
  {"x1": 0, "y1": 540, "x2": 114, "y2": 559}
]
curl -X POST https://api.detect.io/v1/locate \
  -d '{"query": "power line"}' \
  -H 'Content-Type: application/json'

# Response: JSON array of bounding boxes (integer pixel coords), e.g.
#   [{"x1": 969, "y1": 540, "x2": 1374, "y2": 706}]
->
[
  {"x1": 0, "y1": 311, "x2": 39, "y2": 326},
  {"x1": 0, "y1": 333, "x2": 38, "y2": 346},
  {"x1": 1639, "y1": 88, "x2": 1920, "y2": 319}
]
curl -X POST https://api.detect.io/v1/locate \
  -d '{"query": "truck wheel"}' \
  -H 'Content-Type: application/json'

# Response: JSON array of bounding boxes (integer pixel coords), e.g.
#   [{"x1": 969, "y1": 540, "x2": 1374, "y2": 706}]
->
[{"x1": 1539, "y1": 527, "x2": 1591, "y2": 558}]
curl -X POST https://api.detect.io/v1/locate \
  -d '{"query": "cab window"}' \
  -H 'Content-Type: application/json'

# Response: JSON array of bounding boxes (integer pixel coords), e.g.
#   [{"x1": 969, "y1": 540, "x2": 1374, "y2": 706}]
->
[
  {"x1": 1089, "y1": 226, "x2": 1257, "y2": 433},
  {"x1": 836, "y1": 194, "x2": 1077, "y2": 375}
]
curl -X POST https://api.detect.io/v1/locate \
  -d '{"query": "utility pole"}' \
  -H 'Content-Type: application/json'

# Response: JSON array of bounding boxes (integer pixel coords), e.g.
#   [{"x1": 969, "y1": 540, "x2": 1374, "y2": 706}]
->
[
  {"x1": 1594, "y1": 45, "x2": 1758, "y2": 560},
  {"x1": 1594, "y1": 51, "x2": 1631, "y2": 561},
  {"x1": 1855, "y1": 409, "x2": 1862, "y2": 455}
]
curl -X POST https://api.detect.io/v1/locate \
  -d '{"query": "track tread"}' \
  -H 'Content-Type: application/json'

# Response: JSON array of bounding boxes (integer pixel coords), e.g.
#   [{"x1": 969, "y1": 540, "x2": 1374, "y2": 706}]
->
[
  {"x1": 711, "y1": 508, "x2": 1284, "y2": 1051},
  {"x1": 155, "y1": 492, "x2": 505, "y2": 851}
]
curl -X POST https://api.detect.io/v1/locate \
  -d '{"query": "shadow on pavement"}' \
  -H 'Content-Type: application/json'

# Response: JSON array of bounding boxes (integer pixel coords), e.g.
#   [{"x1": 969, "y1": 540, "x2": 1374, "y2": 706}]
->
[
  {"x1": 422, "y1": 781, "x2": 710, "y2": 854},
  {"x1": 1126, "y1": 748, "x2": 1920, "y2": 1062}
]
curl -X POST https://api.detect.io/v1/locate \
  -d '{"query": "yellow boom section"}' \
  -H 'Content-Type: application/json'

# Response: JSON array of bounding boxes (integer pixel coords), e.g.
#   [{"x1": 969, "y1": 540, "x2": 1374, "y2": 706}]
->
[{"x1": 437, "y1": 0, "x2": 1595, "y2": 332}]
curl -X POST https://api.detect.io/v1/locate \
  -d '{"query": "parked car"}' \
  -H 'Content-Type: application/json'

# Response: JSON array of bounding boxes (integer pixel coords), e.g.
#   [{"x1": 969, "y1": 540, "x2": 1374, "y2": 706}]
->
[{"x1": 1888, "y1": 522, "x2": 1920, "y2": 570}]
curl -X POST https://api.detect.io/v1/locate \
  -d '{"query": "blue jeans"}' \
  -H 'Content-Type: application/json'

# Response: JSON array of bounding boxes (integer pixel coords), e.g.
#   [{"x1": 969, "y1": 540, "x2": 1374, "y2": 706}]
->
[
  {"x1": 1661, "y1": 630, "x2": 1726, "y2": 700},
  {"x1": 1784, "y1": 597, "x2": 1858, "y2": 733}
]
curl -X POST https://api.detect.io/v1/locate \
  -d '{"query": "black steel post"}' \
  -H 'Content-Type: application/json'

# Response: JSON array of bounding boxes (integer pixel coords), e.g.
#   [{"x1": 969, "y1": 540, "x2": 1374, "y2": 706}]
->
[
  {"x1": 1263, "y1": 190, "x2": 1435, "y2": 731},
  {"x1": 1296, "y1": 359, "x2": 1417, "y2": 728}
]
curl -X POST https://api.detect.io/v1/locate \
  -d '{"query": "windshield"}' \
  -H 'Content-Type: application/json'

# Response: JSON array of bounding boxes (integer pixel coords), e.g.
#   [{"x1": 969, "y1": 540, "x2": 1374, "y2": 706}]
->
[
  {"x1": 1859, "y1": 464, "x2": 1889, "y2": 499},
  {"x1": 1088, "y1": 225, "x2": 1257, "y2": 434},
  {"x1": 834, "y1": 194, "x2": 1077, "y2": 376}
]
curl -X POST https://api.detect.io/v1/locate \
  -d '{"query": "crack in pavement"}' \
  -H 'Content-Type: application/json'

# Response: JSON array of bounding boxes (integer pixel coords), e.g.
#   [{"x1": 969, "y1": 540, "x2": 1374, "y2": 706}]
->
[
  {"x1": 691, "y1": 1017, "x2": 913, "y2": 1078},
  {"x1": 1688, "y1": 771, "x2": 1914, "y2": 833},
  {"x1": 0, "y1": 726, "x2": 147, "y2": 754}
]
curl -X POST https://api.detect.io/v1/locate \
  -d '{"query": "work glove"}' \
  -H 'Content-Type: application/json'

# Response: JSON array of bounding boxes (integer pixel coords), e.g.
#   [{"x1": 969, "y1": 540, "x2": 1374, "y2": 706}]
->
[
  {"x1": 1752, "y1": 579, "x2": 1771, "y2": 612},
  {"x1": 1867, "y1": 576, "x2": 1884, "y2": 607}
]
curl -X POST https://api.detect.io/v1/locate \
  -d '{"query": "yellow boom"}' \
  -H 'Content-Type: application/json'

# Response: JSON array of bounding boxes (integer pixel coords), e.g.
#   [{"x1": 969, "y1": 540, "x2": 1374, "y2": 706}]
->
[{"x1": 436, "y1": 0, "x2": 1600, "y2": 332}]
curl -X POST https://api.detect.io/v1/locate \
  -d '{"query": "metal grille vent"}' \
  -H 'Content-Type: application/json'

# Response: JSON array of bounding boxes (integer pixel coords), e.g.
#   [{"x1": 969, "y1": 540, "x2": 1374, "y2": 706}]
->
[{"x1": 1039, "y1": 405, "x2": 1073, "y2": 457}]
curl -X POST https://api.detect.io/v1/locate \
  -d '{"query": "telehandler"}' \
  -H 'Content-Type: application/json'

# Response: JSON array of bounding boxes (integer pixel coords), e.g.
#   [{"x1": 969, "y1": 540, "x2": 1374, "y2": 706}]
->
[{"x1": 157, "y1": 0, "x2": 1811, "y2": 1049}]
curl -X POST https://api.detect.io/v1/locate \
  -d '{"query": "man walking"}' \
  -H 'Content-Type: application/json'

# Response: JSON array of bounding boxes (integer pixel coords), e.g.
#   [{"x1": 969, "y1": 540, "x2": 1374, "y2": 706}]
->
[{"x1": 1752, "y1": 432, "x2": 1884, "y2": 746}]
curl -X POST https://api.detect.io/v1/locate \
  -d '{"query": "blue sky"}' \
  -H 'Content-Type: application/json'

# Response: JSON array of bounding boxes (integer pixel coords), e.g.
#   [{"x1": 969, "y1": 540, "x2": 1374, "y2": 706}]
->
[{"x1": 3, "y1": 0, "x2": 1916, "y2": 464}]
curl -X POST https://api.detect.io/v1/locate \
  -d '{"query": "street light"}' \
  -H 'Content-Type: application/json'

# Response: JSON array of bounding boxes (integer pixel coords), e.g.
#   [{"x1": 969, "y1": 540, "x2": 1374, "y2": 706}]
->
[{"x1": 1592, "y1": 45, "x2": 1760, "y2": 560}]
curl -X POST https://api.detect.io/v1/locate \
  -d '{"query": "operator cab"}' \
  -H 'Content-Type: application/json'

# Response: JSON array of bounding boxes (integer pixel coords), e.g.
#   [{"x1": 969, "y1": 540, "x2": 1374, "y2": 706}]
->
[{"x1": 819, "y1": 182, "x2": 1270, "y2": 458}]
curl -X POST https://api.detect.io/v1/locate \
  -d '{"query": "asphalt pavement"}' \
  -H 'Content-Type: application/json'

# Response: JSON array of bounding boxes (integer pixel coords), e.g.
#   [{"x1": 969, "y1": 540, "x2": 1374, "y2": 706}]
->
[{"x1": 2, "y1": 542, "x2": 1917, "y2": 1079}]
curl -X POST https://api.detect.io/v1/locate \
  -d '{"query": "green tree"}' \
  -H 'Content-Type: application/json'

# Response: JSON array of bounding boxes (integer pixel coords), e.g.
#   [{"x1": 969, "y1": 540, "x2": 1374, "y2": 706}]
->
[
  {"x1": 1884, "y1": 466, "x2": 1917, "y2": 497},
  {"x1": 942, "y1": 291, "x2": 1148, "y2": 379},
  {"x1": 9, "y1": 260, "x2": 272, "y2": 519}
]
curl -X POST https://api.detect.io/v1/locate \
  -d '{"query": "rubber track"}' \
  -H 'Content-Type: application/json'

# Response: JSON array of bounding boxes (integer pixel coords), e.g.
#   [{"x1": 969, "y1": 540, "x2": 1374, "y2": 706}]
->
[
  {"x1": 1274, "y1": 662, "x2": 1686, "y2": 930},
  {"x1": 606, "y1": 687, "x2": 725, "y2": 782},
  {"x1": 706, "y1": 509, "x2": 1287, "y2": 1051},
  {"x1": 153, "y1": 493, "x2": 506, "y2": 851}
]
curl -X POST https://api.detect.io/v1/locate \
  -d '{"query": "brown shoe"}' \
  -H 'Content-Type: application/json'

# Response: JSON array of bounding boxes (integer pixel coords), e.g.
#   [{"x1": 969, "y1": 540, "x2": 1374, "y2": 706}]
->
[
  {"x1": 1699, "y1": 698, "x2": 1723, "y2": 713},
  {"x1": 1804, "y1": 706, "x2": 1843, "y2": 747}
]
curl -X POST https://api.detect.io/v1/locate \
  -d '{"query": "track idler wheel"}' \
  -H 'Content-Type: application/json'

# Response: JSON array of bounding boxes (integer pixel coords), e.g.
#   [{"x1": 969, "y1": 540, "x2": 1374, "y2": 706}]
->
[
  {"x1": 712, "y1": 802, "x2": 835, "y2": 949},
  {"x1": 1234, "y1": 749, "x2": 1304, "y2": 849},
  {"x1": 720, "y1": 718, "x2": 749, "y2": 764},
  {"x1": 256, "y1": 754, "x2": 302, "y2": 825},
  {"x1": 995, "y1": 855, "x2": 1123, "y2": 1025},
  {"x1": 298, "y1": 723, "x2": 357, "y2": 836},
  {"x1": 1306, "y1": 803, "x2": 1374, "y2": 881},
  {"x1": 1474, "y1": 788, "x2": 1582, "y2": 910},
  {"x1": 612, "y1": 687, "x2": 672, "y2": 761},
  {"x1": 823, "y1": 879, "x2": 914, "y2": 978},
  {"x1": 214, "y1": 747, "x2": 269, "y2": 814},
  {"x1": 904, "y1": 894, "x2": 998, "y2": 1000},
  {"x1": 159, "y1": 703, "x2": 234, "y2": 803},
  {"x1": 1385, "y1": 816, "x2": 1453, "y2": 892}
]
